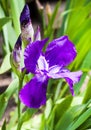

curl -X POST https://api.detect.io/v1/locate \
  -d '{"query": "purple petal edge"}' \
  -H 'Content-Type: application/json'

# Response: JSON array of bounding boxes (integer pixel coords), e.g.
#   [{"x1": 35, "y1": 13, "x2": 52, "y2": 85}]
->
[
  {"x1": 19, "y1": 75, "x2": 48, "y2": 108},
  {"x1": 45, "y1": 35, "x2": 77, "y2": 68},
  {"x1": 48, "y1": 68, "x2": 82, "y2": 96}
]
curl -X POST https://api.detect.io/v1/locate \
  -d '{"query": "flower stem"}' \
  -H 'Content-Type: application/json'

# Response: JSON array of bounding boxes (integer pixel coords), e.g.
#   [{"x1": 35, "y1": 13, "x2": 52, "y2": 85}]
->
[
  {"x1": 59, "y1": 84, "x2": 68, "y2": 98},
  {"x1": 18, "y1": 69, "x2": 26, "y2": 119}
]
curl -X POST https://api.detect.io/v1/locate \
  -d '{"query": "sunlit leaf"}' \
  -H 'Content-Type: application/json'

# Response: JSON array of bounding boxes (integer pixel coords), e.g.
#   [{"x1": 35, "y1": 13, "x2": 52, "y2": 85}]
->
[
  {"x1": 0, "y1": 5, "x2": 10, "y2": 53},
  {"x1": 54, "y1": 95, "x2": 73, "y2": 124},
  {"x1": 0, "y1": 78, "x2": 18, "y2": 119},
  {"x1": 0, "y1": 53, "x2": 11, "y2": 74},
  {"x1": 0, "y1": 17, "x2": 11, "y2": 30},
  {"x1": 17, "y1": 108, "x2": 37, "y2": 130},
  {"x1": 68, "y1": 107, "x2": 91, "y2": 130}
]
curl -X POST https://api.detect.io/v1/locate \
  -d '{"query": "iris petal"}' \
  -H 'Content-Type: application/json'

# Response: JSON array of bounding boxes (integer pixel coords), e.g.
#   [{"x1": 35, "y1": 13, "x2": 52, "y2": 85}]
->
[
  {"x1": 45, "y1": 36, "x2": 77, "y2": 68},
  {"x1": 19, "y1": 74, "x2": 48, "y2": 108},
  {"x1": 48, "y1": 68, "x2": 82, "y2": 95},
  {"x1": 24, "y1": 38, "x2": 48, "y2": 73},
  {"x1": 37, "y1": 54, "x2": 49, "y2": 71}
]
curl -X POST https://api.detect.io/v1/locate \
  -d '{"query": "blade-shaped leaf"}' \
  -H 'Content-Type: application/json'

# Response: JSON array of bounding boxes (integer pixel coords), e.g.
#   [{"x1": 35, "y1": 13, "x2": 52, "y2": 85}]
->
[
  {"x1": 17, "y1": 108, "x2": 37, "y2": 130},
  {"x1": 0, "y1": 17, "x2": 11, "y2": 30},
  {"x1": 54, "y1": 95, "x2": 73, "y2": 124},
  {"x1": 0, "y1": 78, "x2": 18, "y2": 119},
  {"x1": 1, "y1": 120, "x2": 6, "y2": 130},
  {"x1": 68, "y1": 107, "x2": 91, "y2": 130},
  {"x1": 0, "y1": 53, "x2": 11, "y2": 74}
]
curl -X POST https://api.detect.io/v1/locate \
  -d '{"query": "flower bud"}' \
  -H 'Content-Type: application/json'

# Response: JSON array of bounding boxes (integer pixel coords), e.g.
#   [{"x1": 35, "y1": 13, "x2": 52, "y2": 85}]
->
[
  {"x1": 12, "y1": 35, "x2": 22, "y2": 70},
  {"x1": 20, "y1": 4, "x2": 34, "y2": 44},
  {"x1": 34, "y1": 26, "x2": 41, "y2": 41},
  {"x1": 36, "y1": 0, "x2": 44, "y2": 11}
]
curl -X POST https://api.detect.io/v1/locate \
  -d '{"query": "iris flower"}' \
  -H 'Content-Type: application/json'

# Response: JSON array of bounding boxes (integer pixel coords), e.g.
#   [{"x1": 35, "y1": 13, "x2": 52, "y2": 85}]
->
[{"x1": 19, "y1": 35, "x2": 82, "y2": 108}]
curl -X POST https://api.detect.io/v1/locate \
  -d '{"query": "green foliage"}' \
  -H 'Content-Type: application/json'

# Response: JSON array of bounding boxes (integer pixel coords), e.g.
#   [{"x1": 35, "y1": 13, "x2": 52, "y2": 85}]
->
[
  {"x1": 68, "y1": 106, "x2": 91, "y2": 130},
  {"x1": 82, "y1": 80, "x2": 91, "y2": 104},
  {"x1": 17, "y1": 108, "x2": 37, "y2": 130},
  {"x1": 0, "y1": 0, "x2": 25, "y2": 54},
  {"x1": 0, "y1": 17, "x2": 11, "y2": 31},
  {"x1": 44, "y1": 1, "x2": 61, "y2": 38},
  {"x1": 0, "y1": 53, "x2": 11, "y2": 74},
  {"x1": 54, "y1": 95, "x2": 73, "y2": 124},
  {"x1": 0, "y1": 78, "x2": 18, "y2": 120},
  {"x1": 1, "y1": 120, "x2": 6, "y2": 130}
]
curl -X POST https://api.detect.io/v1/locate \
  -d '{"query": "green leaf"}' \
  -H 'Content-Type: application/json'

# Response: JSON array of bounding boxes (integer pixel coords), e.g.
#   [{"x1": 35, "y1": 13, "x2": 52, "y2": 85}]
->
[
  {"x1": 77, "y1": 117, "x2": 91, "y2": 130},
  {"x1": 7, "y1": 22, "x2": 17, "y2": 49},
  {"x1": 9, "y1": 0, "x2": 20, "y2": 35},
  {"x1": 55, "y1": 98, "x2": 91, "y2": 130},
  {"x1": 17, "y1": 108, "x2": 37, "y2": 130},
  {"x1": 9, "y1": 0, "x2": 25, "y2": 36},
  {"x1": 48, "y1": 113, "x2": 55, "y2": 130},
  {"x1": 66, "y1": 1, "x2": 91, "y2": 39},
  {"x1": 68, "y1": 107, "x2": 91, "y2": 130},
  {"x1": 81, "y1": 50, "x2": 91, "y2": 70},
  {"x1": 74, "y1": 73, "x2": 87, "y2": 94},
  {"x1": 0, "y1": 5, "x2": 10, "y2": 53},
  {"x1": 82, "y1": 80, "x2": 91, "y2": 104},
  {"x1": 7, "y1": 108, "x2": 18, "y2": 130},
  {"x1": 0, "y1": 53, "x2": 11, "y2": 74},
  {"x1": 44, "y1": 98, "x2": 52, "y2": 119},
  {"x1": 44, "y1": 1, "x2": 61, "y2": 37},
  {"x1": 57, "y1": 0, "x2": 71, "y2": 36},
  {"x1": 0, "y1": 0, "x2": 9, "y2": 15},
  {"x1": 0, "y1": 78, "x2": 18, "y2": 119},
  {"x1": 0, "y1": 17, "x2": 11, "y2": 30},
  {"x1": 54, "y1": 95, "x2": 73, "y2": 124},
  {"x1": 54, "y1": 104, "x2": 85, "y2": 130},
  {"x1": 54, "y1": 80, "x2": 63, "y2": 101},
  {"x1": 17, "y1": 0, "x2": 25, "y2": 13},
  {"x1": 1, "y1": 120, "x2": 6, "y2": 130}
]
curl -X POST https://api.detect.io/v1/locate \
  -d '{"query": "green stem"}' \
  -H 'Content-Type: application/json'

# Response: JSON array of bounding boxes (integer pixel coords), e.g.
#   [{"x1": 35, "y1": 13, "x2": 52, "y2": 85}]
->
[
  {"x1": 18, "y1": 78, "x2": 22, "y2": 118},
  {"x1": 18, "y1": 69, "x2": 26, "y2": 119},
  {"x1": 59, "y1": 84, "x2": 68, "y2": 98}
]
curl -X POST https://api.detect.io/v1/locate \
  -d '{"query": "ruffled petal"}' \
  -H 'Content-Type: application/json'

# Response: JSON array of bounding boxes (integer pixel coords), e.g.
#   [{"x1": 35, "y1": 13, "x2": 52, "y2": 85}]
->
[
  {"x1": 45, "y1": 36, "x2": 77, "y2": 68},
  {"x1": 24, "y1": 38, "x2": 48, "y2": 73},
  {"x1": 48, "y1": 68, "x2": 82, "y2": 95},
  {"x1": 19, "y1": 74, "x2": 48, "y2": 108}
]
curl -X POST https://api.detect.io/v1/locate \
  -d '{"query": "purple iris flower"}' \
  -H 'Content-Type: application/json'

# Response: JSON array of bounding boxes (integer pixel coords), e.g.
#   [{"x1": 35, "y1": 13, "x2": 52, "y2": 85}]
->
[{"x1": 19, "y1": 36, "x2": 82, "y2": 108}]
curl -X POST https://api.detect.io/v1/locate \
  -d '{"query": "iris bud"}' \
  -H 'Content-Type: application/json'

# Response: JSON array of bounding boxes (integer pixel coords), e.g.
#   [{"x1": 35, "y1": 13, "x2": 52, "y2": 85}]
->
[{"x1": 20, "y1": 4, "x2": 34, "y2": 45}]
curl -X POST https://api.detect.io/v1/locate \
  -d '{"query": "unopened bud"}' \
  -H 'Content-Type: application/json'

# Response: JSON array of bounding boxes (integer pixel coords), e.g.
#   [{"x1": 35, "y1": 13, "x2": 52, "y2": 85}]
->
[
  {"x1": 46, "y1": 3, "x2": 52, "y2": 22},
  {"x1": 20, "y1": 4, "x2": 34, "y2": 44},
  {"x1": 36, "y1": 0, "x2": 44, "y2": 11},
  {"x1": 12, "y1": 35, "x2": 22, "y2": 70},
  {"x1": 46, "y1": 3, "x2": 52, "y2": 16},
  {"x1": 34, "y1": 26, "x2": 41, "y2": 41}
]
